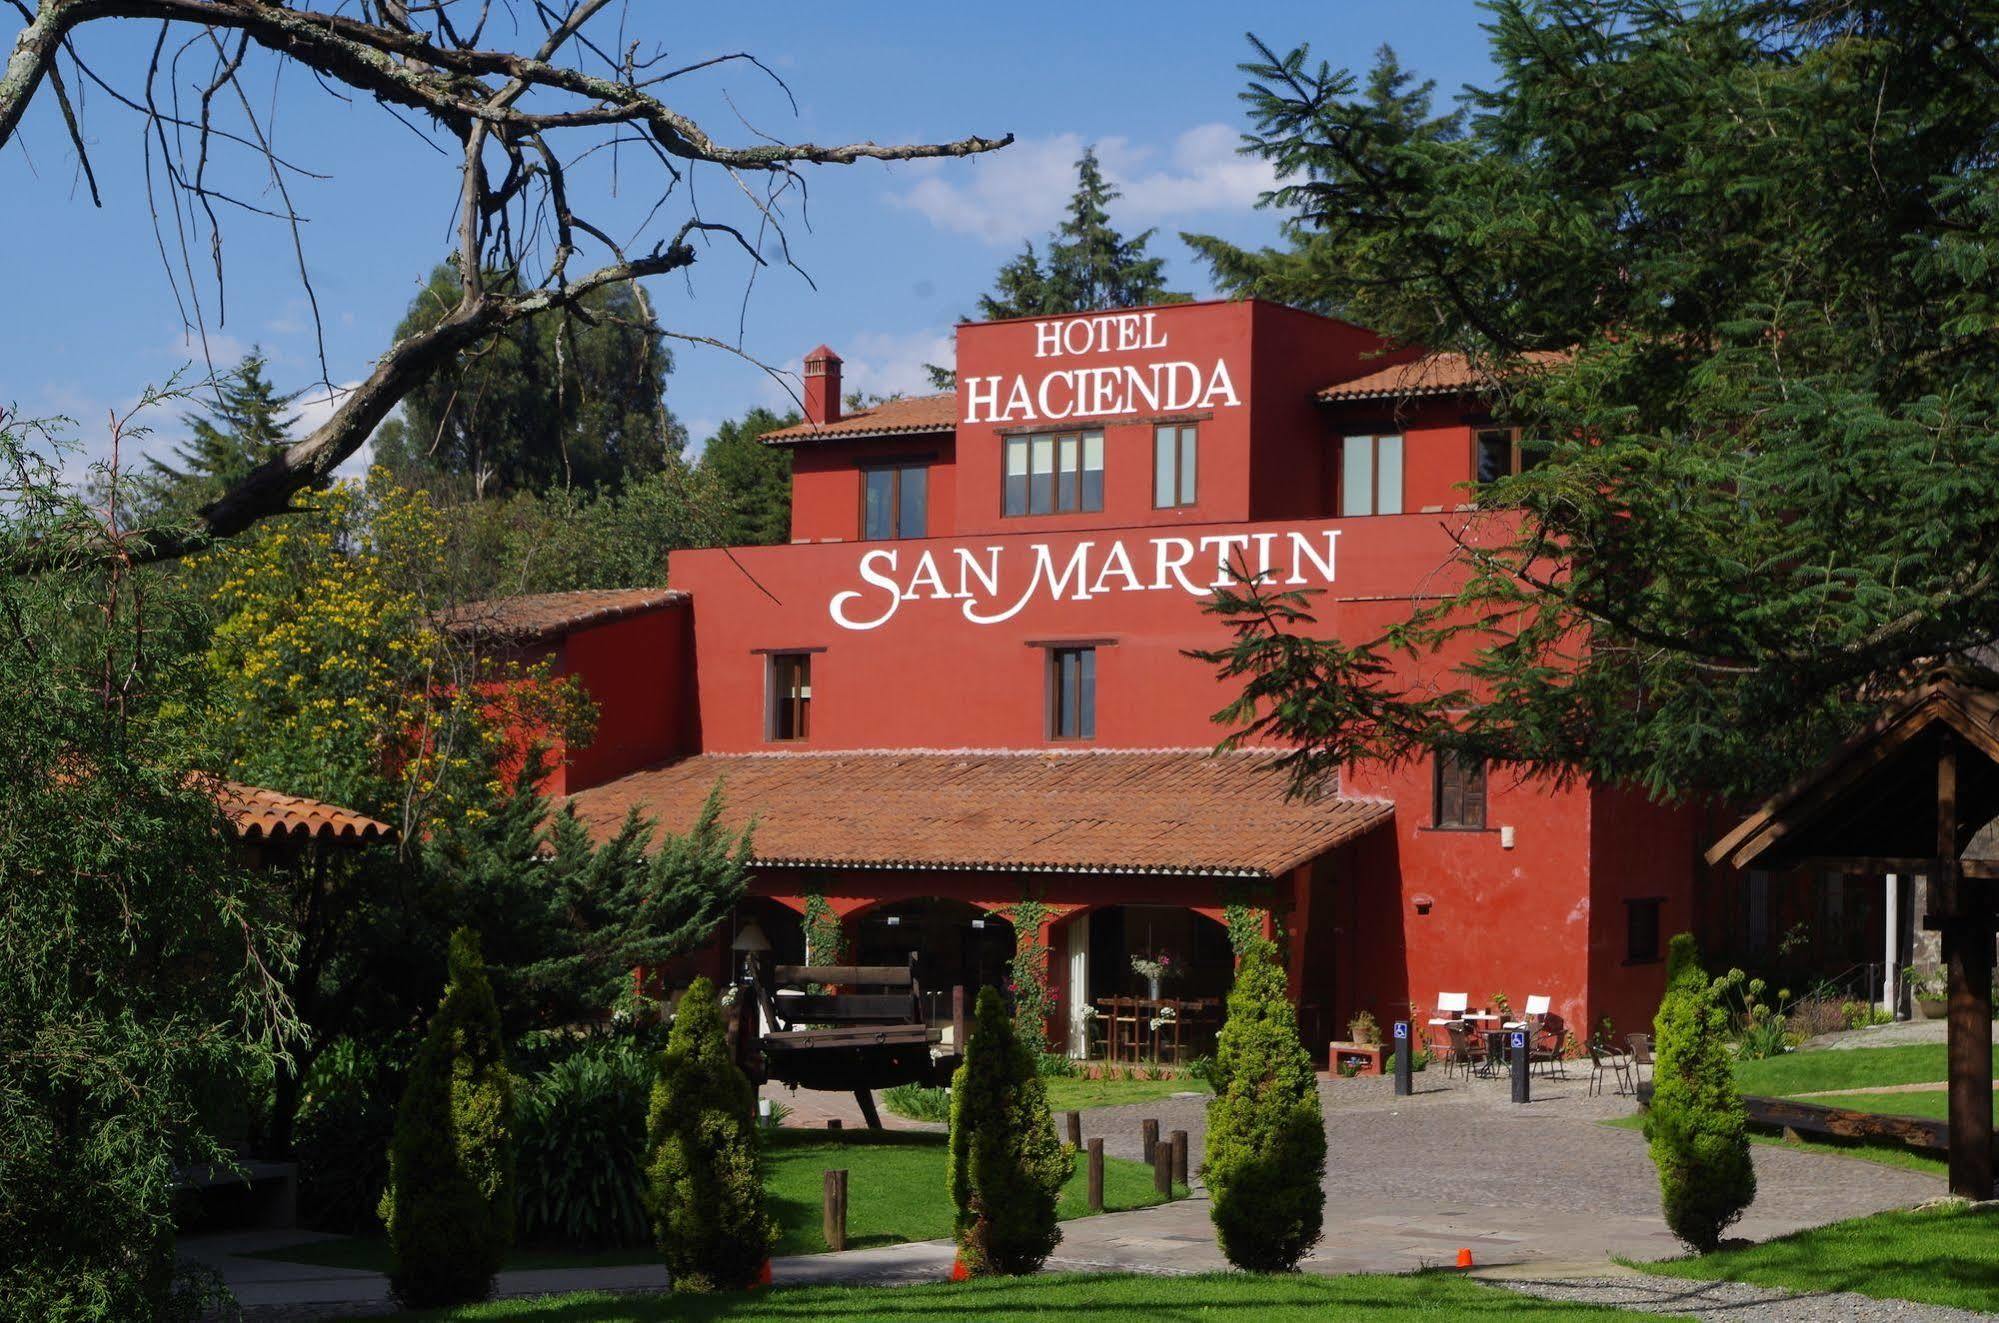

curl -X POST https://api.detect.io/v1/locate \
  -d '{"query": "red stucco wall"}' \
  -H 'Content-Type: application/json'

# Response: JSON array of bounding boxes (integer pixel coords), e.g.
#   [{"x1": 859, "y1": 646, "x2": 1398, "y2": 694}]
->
[{"x1": 558, "y1": 604, "x2": 696, "y2": 794}]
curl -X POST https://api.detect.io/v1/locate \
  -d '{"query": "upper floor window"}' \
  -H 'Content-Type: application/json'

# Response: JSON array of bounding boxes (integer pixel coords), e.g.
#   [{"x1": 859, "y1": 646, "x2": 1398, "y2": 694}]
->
[
  {"x1": 1475, "y1": 427, "x2": 1543, "y2": 487},
  {"x1": 1154, "y1": 424, "x2": 1198, "y2": 509},
  {"x1": 1005, "y1": 432, "x2": 1103, "y2": 517},
  {"x1": 1341, "y1": 434, "x2": 1403, "y2": 516},
  {"x1": 767, "y1": 653, "x2": 812, "y2": 742},
  {"x1": 863, "y1": 462, "x2": 927, "y2": 540},
  {"x1": 1047, "y1": 646, "x2": 1096, "y2": 740},
  {"x1": 1626, "y1": 897, "x2": 1664, "y2": 964},
  {"x1": 1432, "y1": 751, "x2": 1486, "y2": 829}
]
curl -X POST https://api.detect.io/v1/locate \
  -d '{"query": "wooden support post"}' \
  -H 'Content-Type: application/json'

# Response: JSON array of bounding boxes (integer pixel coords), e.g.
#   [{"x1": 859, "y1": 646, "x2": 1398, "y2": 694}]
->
[
  {"x1": 952, "y1": 984, "x2": 967, "y2": 1054},
  {"x1": 1937, "y1": 735, "x2": 1995, "y2": 1199},
  {"x1": 1140, "y1": 1118, "x2": 1159, "y2": 1163},
  {"x1": 854, "y1": 1089, "x2": 883, "y2": 1131},
  {"x1": 1153, "y1": 1136, "x2": 1173, "y2": 1195},
  {"x1": 1170, "y1": 1129, "x2": 1189, "y2": 1188},
  {"x1": 1065, "y1": 1110, "x2": 1082, "y2": 1149},
  {"x1": 823, "y1": 1169, "x2": 848, "y2": 1252},
  {"x1": 1086, "y1": 1138, "x2": 1104, "y2": 1212}
]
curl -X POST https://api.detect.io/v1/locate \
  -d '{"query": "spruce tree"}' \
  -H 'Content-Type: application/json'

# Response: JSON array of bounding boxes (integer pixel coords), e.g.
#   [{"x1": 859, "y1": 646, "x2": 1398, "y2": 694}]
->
[
  {"x1": 140, "y1": 351, "x2": 301, "y2": 517},
  {"x1": 379, "y1": 928, "x2": 517, "y2": 1308},
  {"x1": 947, "y1": 986, "x2": 1071, "y2": 1275},
  {"x1": 1646, "y1": 934, "x2": 1755, "y2": 1253},
  {"x1": 644, "y1": 976, "x2": 774, "y2": 1291},
  {"x1": 1201, "y1": 938, "x2": 1324, "y2": 1272},
  {"x1": 976, "y1": 148, "x2": 1188, "y2": 320},
  {"x1": 1182, "y1": 46, "x2": 1462, "y2": 315},
  {"x1": 695, "y1": 408, "x2": 798, "y2": 546}
]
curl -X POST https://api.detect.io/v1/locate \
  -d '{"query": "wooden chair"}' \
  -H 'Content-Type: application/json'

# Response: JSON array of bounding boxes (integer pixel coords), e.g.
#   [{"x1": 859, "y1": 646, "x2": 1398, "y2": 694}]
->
[
  {"x1": 1627, "y1": 1033, "x2": 1654, "y2": 1086},
  {"x1": 1106, "y1": 997, "x2": 1143, "y2": 1064},
  {"x1": 1152, "y1": 999, "x2": 1184, "y2": 1065},
  {"x1": 1085, "y1": 1003, "x2": 1111, "y2": 1060},
  {"x1": 1427, "y1": 991, "x2": 1470, "y2": 1028}
]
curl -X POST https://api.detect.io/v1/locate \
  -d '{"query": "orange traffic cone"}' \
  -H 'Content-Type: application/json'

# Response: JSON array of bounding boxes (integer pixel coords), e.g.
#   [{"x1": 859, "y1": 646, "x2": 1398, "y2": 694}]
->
[
  {"x1": 1456, "y1": 1248, "x2": 1474, "y2": 1269},
  {"x1": 950, "y1": 1257, "x2": 971, "y2": 1282},
  {"x1": 756, "y1": 1259, "x2": 773, "y2": 1288}
]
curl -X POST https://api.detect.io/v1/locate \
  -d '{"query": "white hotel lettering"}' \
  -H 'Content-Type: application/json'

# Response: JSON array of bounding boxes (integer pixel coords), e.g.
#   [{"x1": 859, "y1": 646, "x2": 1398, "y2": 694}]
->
[
  {"x1": 827, "y1": 529, "x2": 1341, "y2": 632},
  {"x1": 963, "y1": 311, "x2": 1240, "y2": 425}
]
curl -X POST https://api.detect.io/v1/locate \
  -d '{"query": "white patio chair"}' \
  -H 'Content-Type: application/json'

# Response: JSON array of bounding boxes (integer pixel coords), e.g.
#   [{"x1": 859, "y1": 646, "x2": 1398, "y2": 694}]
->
[
  {"x1": 1426, "y1": 991, "x2": 1469, "y2": 1027},
  {"x1": 1504, "y1": 993, "x2": 1550, "y2": 1030}
]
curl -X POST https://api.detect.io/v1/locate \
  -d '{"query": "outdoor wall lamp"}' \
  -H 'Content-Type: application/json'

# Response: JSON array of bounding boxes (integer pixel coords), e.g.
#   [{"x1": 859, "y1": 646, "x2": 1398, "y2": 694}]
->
[{"x1": 1412, "y1": 894, "x2": 1435, "y2": 915}]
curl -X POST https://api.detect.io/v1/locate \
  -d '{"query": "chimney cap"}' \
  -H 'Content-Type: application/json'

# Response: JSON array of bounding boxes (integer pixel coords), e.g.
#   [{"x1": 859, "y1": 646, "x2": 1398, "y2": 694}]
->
[{"x1": 804, "y1": 344, "x2": 842, "y2": 366}]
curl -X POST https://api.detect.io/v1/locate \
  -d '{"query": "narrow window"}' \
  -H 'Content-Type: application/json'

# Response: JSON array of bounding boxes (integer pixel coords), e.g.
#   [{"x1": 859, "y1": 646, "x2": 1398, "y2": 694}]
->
[
  {"x1": 1475, "y1": 427, "x2": 1543, "y2": 491},
  {"x1": 1432, "y1": 751, "x2": 1487, "y2": 829},
  {"x1": 1005, "y1": 432, "x2": 1105, "y2": 516},
  {"x1": 861, "y1": 463, "x2": 927, "y2": 539},
  {"x1": 1626, "y1": 898, "x2": 1664, "y2": 964},
  {"x1": 767, "y1": 653, "x2": 812, "y2": 741},
  {"x1": 1154, "y1": 424, "x2": 1198, "y2": 508},
  {"x1": 1047, "y1": 646, "x2": 1096, "y2": 740},
  {"x1": 1341, "y1": 434, "x2": 1403, "y2": 516}
]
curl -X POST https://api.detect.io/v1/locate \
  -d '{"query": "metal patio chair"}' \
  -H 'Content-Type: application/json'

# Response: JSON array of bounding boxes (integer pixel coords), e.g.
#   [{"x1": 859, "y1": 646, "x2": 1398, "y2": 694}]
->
[
  {"x1": 1626, "y1": 1033, "x2": 1654, "y2": 1088},
  {"x1": 1587, "y1": 1042, "x2": 1634, "y2": 1097},
  {"x1": 1442, "y1": 1022, "x2": 1488, "y2": 1081}
]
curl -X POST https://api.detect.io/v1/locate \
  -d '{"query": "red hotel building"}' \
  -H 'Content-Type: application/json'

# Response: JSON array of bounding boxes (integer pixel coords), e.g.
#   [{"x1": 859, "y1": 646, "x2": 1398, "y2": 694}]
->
[{"x1": 471, "y1": 298, "x2": 1758, "y2": 1056}]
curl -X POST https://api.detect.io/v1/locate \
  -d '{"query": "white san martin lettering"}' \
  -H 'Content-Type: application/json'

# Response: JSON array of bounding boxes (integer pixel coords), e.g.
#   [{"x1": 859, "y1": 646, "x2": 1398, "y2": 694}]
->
[{"x1": 827, "y1": 529, "x2": 1341, "y2": 632}]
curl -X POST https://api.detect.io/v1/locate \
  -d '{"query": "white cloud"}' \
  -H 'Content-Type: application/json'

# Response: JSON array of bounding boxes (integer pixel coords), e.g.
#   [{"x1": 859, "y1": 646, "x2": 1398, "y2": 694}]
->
[
  {"x1": 164, "y1": 327, "x2": 253, "y2": 379},
  {"x1": 839, "y1": 329, "x2": 956, "y2": 400},
  {"x1": 893, "y1": 124, "x2": 1275, "y2": 247}
]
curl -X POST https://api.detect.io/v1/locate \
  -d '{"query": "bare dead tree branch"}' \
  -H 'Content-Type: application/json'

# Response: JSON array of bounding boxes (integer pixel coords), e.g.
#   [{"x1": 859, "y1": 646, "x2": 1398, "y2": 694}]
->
[{"x1": 0, "y1": 0, "x2": 1012, "y2": 571}]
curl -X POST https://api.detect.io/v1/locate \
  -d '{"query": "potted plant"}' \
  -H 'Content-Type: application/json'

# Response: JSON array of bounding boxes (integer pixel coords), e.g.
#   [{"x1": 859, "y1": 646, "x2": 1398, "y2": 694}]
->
[
  {"x1": 1346, "y1": 1011, "x2": 1381, "y2": 1046},
  {"x1": 1907, "y1": 966, "x2": 1947, "y2": 1019}
]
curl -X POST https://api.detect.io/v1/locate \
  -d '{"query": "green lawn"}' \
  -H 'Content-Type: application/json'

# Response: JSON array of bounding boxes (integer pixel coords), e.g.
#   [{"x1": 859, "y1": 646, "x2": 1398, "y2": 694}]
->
[
  {"x1": 1637, "y1": 1204, "x2": 1999, "y2": 1313},
  {"x1": 1599, "y1": 1114, "x2": 1946, "y2": 1178},
  {"x1": 251, "y1": 1131, "x2": 1171, "y2": 1272},
  {"x1": 1732, "y1": 1043, "x2": 1991, "y2": 1097},
  {"x1": 1040, "y1": 1076, "x2": 1208, "y2": 1113},
  {"x1": 378, "y1": 1270, "x2": 1668, "y2": 1322}
]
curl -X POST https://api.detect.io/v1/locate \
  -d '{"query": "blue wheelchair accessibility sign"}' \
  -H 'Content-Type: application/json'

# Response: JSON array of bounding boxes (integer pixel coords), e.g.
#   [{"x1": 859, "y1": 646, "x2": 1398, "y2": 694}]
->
[
  {"x1": 1393, "y1": 1022, "x2": 1408, "y2": 1040},
  {"x1": 1510, "y1": 1032, "x2": 1526, "y2": 1050}
]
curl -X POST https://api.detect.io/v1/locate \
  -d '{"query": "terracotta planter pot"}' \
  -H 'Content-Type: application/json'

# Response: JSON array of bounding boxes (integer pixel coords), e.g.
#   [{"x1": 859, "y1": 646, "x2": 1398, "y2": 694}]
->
[{"x1": 1918, "y1": 996, "x2": 1947, "y2": 1020}]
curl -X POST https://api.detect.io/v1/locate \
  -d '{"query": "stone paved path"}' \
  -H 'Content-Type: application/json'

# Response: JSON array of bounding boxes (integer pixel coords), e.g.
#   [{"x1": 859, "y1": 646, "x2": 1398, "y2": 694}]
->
[
  {"x1": 198, "y1": 1068, "x2": 1949, "y2": 1318},
  {"x1": 1487, "y1": 1269, "x2": 1989, "y2": 1322}
]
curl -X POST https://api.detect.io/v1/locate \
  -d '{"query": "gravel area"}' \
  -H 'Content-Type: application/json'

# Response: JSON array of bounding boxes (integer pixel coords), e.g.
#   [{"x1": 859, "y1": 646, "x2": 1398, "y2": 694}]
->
[
  {"x1": 1801, "y1": 1019, "x2": 1995, "y2": 1051},
  {"x1": 1491, "y1": 1272, "x2": 1992, "y2": 1322}
]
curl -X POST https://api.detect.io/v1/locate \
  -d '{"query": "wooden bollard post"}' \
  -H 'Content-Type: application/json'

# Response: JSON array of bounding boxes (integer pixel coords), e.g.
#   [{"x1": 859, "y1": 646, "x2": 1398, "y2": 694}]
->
[
  {"x1": 1140, "y1": 1117, "x2": 1159, "y2": 1162},
  {"x1": 1086, "y1": 1138, "x2": 1104, "y2": 1212},
  {"x1": 823, "y1": 1169, "x2": 848, "y2": 1251},
  {"x1": 827, "y1": 1117, "x2": 842, "y2": 1131},
  {"x1": 1065, "y1": 1109, "x2": 1083, "y2": 1149},
  {"x1": 1152, "y1": 1136, "x2": 1173, "y2": 1195},
  {"x1": 1170, "y1": 1129, "x2": 1189, "y2": 1189}
]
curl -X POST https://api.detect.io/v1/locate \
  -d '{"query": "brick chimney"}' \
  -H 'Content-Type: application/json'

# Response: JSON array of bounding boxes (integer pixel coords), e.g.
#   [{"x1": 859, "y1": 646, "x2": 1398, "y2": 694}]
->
[{"x1": 803, "y1": 344, "x2": 842, "y2": 425}]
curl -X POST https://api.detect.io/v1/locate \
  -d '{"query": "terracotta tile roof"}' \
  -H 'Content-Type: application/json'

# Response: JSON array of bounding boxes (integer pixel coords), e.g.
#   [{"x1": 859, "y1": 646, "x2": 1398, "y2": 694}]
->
[
  {"x1": 761, "y1": 393, "x2": 956, "y2": 446},
  {"x1": 1319, "y1": 349, "x2": 1570, "y2": 403},
  {"x1": 566, "y1": 749, "x2": 1392, "y2": 878},
  {"x1": 213, "y1": 780, "x2": 395, "y2": 845},
  {"x1": 436, "y1": 588, "x2": 685, "y2": 646}
]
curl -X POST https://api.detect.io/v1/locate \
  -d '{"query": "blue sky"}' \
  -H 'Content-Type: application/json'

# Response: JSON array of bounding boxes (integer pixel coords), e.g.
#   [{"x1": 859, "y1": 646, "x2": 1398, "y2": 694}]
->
[{"x1": 0, "y1": 2, "x2": 1498, "y2": 476}]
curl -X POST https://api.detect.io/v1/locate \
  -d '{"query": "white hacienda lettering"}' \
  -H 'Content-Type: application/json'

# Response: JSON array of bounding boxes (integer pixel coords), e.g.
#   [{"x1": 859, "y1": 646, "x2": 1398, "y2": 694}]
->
[
  {"x1": 962, "y1": 312, "x2": 1240, "y2": 425},
  {"x1": 825, "y1": 529, "x2": 1342, "y2": 631}
]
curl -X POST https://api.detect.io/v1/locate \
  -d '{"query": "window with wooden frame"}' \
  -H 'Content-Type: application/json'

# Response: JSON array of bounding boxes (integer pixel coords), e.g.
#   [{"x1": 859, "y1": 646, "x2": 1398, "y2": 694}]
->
[
  {"x1": 1153, "y1": 423, "x2": 1198, "y2": 508},
  {"x1": 1004, "y1": 431, "x2": 1104, "y2": 517},
  {"x1": 1432, "y1": 751, "x2": 1487, "y2": 829},
  {"x1": 766, "y1": 652, "x2": 812, "y2": 742},
  {"x1": 1339, "y1": 433, "x2": 1404, "y2": 516},
  {"x1": 1046, "y1": 646, "x2": 1096, "y2": 741},
  {"x1": 1626, "y1": 897, "x2": 1664, "y2": 964},
  {"x1": 861, "y1": 461, "x2": 927, "y2": 540},
  {"x1": 1474, "y1": 427, "x2": 1544, "y2": 489}
]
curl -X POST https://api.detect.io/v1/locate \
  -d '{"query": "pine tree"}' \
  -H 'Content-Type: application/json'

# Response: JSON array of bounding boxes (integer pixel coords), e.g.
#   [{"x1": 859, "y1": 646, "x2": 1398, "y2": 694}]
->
[
  {"x1": 1646, "y1": 934, "x2": 1755, "y2": 1253},
  {"x1": 947, "y1": 986, "x2": 1071, "y2": 1276},
  {"x1": 644, "y1": 976, "x2": 774, "y2": 1291},
  {"x1": 1182, "y1": 46, "x2": 1462, "y2": 316},
  {"x1": 1201, "y1": 13, "x2": 1999, "y2": 800},
  {"x1": 1201, "y1": 938, "x2": 1324, "y2": 1272},
  {"x1": 975, "y1": 149, "x2": 1188, "y2": 321},
  {"x1": 140, "y1": 351, "x2": 301, "y2": 517},
  {"x1": 379, "y1": 928, "x2": 517, "y2": 1308},
  {"x1": 696, "y1": 408, "x2": 797, "y2": 546}
]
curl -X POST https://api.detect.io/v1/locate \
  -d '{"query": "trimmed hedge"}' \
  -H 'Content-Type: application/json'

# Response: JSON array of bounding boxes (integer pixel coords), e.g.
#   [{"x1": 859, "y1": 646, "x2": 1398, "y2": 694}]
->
[
  {"x1": 1202, "y1": 938, "x2": 1325, "y2": 1272},
  {"x1": 1646, "y1": 933, "x2": 1756, "y2": 1252},
  {"x1": 644, "y1": 977, "x2": 774, "y2": 1291},
  {"x1": 379, "y1": 929, "x2": 517, "y2": 1308},
  {"x1": 947, "y1": 986, "x2": 1072, "y2": 1275}
]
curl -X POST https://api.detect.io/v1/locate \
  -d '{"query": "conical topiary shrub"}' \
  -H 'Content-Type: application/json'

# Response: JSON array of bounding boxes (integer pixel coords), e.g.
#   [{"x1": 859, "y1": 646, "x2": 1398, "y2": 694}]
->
[
  {"x1": 644, "y1": 976, "x2": 774, "y2": 1291},
  {"x1": 1201, "y1": 937, "x2": 1325, "y2": 1271},
  {"x1": 948, "y1": 985, "x2": 1072, "y2": 1275},
  {"x1": 379, "y1": 928, "x2": 517, "y2": 1308},
  {"x1": 1646, "y1": 933, "x2": 1755, "y2": 1252}
]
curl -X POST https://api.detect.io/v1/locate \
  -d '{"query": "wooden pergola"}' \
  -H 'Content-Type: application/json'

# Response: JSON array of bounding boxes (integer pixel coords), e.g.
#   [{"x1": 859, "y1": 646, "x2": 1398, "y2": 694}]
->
[{"x1": 1708, "y1": 672, "x2": 1999, "y2": 1197}]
